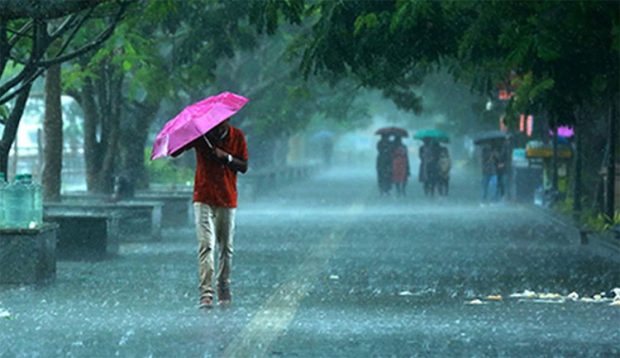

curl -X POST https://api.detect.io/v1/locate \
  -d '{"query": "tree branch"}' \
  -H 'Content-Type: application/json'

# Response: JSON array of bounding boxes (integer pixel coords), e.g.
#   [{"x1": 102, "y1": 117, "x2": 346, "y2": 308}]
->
[
  {"x1": 0, "y1": 67, "x2": 44, "y2": 105},
  {"x1": 48, "y1": 13, "x2": 81, "y2": 39},
  {"x1": 7, "y1": 20, "x2": 32, "y2": 47},
  {"x1": 0, "y1": 1, "x2": 127, "y2": 104},
  {"x1": 0, "y1": 20, "x2": 8, "y2": 75},
  {"x1": 0, "y1": 0, "x2": 105, "y2": 20},
  {"x1": 36, "y1": 2, "x2": 127, "y2": 67},
  {"x1": 0, "y1": 82, "x2": 31, "y2": 154},
  {"x1": 0, "y1": 33, "x2": 39, "y2": 101},
  {"x1": 47, "y1": 10, "x2": 95, "y2": 60}
]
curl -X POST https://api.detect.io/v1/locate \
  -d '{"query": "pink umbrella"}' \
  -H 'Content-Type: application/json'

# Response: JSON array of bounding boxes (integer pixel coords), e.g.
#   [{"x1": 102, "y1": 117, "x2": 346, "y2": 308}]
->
[{"x1": 150, "y1": 92, "x2": 249, "y2": 160}]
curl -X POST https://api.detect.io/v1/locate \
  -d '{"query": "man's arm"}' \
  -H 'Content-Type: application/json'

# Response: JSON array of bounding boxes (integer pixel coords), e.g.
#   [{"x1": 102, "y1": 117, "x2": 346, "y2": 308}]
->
[{"x1": 213, "y1": 147, "x2": 248, "y2": 173}]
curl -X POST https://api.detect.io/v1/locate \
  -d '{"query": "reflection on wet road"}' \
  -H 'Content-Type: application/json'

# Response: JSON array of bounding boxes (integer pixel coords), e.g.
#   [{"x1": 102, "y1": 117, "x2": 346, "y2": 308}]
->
[{"x1": 1, "y1": 166, "x2": 618, "y2": 357}]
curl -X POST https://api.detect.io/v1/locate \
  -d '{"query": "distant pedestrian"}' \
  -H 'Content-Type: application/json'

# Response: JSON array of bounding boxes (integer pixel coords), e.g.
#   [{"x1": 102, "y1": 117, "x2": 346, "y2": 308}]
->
[
  {"x1": 495, "y1": 138, "x2": 511, "y2": 200},
  {"x1": 376, "y1": 134, "x2": 394, "y2": 195},
  {"x1": 419, "y1": 139, "x2": 440, "y2": 196},
  {"x1": 391, "y1": 136, "x2": 410, "y2": 196},
  {"x1": 481, "y1": 145, "x2": 499, "y2": 203},
  {"x1": 418, "y1": 138, "x2": 431, "y2": 193},
  {"x1": 172, "y1": 119, "x2": 248, "y2": 309},
  {"x1": 436, "y1": 145, "x2": 451, "y2": 196}
]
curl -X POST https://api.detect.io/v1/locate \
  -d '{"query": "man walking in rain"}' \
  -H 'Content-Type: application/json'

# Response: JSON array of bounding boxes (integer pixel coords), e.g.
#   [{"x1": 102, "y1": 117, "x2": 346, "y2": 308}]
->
[{"x1": 172, "y1": 119, "x2": 248, "y2": 309}]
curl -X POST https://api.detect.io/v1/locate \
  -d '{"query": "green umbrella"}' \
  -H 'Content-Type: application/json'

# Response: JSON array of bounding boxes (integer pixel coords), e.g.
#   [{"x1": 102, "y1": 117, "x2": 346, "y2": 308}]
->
[{"x1": 413, "y1": 129, "x2": 450, "y2": 143}]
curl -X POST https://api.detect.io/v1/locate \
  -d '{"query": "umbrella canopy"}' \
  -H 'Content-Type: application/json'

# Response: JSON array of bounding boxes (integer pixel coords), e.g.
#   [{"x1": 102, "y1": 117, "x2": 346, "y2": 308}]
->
[
  {"x1": 413, "y1": 129, "x2": 450, "y2": 143},
  {"x1": 375, "y1": 127, "x2": 409, "y2": 137},
  {"x1": 549, "y1": 126, "x2": 574, "y2": 138},
  {"x1": 473, "y1": 130, "x2": 509, "y2": 145},
  {"x1": 150, "y1": 92, "x2": 249, "y2": 160}
]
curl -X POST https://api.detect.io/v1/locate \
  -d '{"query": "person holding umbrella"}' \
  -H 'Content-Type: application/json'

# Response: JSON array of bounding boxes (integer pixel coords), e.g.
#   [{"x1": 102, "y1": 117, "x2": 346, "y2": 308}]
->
[
  {"x1": 376, "y1": 133, "x2": 394, "y2": 195},
  {"x1": 152, "y1": 92, "x2": 249, "y2": 309},
  {"x1": 414, "y1": 129, "x2": 449, "y2": 197},
  {"x1": 375, "y1": 127, "x2": 409, "y2": 196},
  {"x1": 473, "y1": 131, "x2": 509, "y2": 204},
  {"x1": 391, "y1": 135, "x2": 410, "y2": 196},
  {"x1": 173, "y1": 119, "x2": 248, "y2": 309},
  {"x1": 436, "y1": 144, "x2": 451, "y2": 196}
]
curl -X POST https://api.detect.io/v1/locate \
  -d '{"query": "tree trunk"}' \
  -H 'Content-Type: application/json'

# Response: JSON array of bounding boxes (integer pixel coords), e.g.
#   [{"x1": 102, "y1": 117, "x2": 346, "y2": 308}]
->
[
  {"x1": 42, "y1": 63, "x2": 63, "y2": 201},
  {"x1": 572, "y1": 110, "x2": 582, "y2": 216},
  {"x1": 74, "y1": 64, "x2": 123, "y2": 194},
  {"x1": 120, "y1": 101, "x2": 160, "y2": 194},
  {"x1": 0, "y1": 84, "x2": 31, "y2": 176},
  {"x1": 78, "y1": 78, "x2": 102, "y2": 191},
  {"x1": 606, "y1": 100, "x2": 617, "y2": 220},
  {"x1": 551, "y1": 124, "x2": 559, "y2": 191},
  {"x1": 95, "y1": 71, "x2": 123, "y2": 194}
]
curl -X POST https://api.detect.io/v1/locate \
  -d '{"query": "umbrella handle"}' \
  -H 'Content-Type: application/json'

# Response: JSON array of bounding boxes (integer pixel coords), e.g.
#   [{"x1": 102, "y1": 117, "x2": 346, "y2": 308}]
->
[{"x1": 202, "y1": 135, "x2": 214, "y2": 149}]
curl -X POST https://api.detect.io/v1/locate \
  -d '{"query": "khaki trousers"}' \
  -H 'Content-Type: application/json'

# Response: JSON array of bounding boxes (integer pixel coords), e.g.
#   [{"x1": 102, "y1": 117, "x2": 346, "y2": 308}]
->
[{"x1": 193, "y1": 203, "x2": 235, "y2": 299}]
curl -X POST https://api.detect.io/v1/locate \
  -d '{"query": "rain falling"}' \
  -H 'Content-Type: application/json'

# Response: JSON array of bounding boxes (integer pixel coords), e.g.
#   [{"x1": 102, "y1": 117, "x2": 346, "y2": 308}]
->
[{"x1": 0, "y1": 1, "x2": 618, "y2": 357}]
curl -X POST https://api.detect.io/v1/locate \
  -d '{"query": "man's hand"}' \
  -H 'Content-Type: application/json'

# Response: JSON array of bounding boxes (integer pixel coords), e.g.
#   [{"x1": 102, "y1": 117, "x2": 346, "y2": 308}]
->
[
  {"x1": 210, "y1": 146, "x2": 248, "y2": 173},
  {"x1": 213, "y1": 147, "x2": 230, "y2": 163}
]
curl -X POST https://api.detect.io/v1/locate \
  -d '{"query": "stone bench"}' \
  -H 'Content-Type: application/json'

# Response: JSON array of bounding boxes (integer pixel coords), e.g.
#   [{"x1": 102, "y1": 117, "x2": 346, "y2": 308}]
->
[
  {"x1": 44, "y1": 212, "x2": 120, "y2": 260},
  {"x1": 45, "y1": 201, "x2": 163, "y2": 242},
  {"x1": 0, "y1": 224, "x2": 58, "y2": 285},
  {"x1": 135, "y1": 192, "x2": 193, "y2": 228},
  {"x1": 64, "y1": 191, "x2": 192, "y2": 229}
]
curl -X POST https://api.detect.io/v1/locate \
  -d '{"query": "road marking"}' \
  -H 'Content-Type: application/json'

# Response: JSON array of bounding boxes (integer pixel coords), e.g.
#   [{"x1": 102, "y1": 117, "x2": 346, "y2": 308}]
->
[{"x1": 222, "y1": 203, "x2": 364, "y2": 357}]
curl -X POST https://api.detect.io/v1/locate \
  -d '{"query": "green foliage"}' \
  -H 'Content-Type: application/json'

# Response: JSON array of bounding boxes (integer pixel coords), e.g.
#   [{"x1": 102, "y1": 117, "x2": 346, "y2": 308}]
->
[
  {"x1": 505, "y1": 72, "x2": 555, "y2": 117},
  {"x1": 298, "y1": 0, "x2": 459, "y2": 112},
  {"x1": 582, "y1": 210, "x2": 620, "y2": 232},
  {"x1": 553, "y1": 198, "x2": 619, "y2": 233},
  {"x1": 145, "y1": 150, "x2": 194, "y2": 185},
  {"x1": 552, "y1": 197, "x2": 574, "y2": 217},
  {"x1": 297, "y1": 0, "x2": 619, "y2": 131},
  {"x1": 249, "y1": 0, "x2": 304, "y2": 35},
  {"x1": 209, "y1": 23, "x2": 370, "y2": 144},
  {"x1": 354, "y1": 13, "x2": 379, "y2": 34}
]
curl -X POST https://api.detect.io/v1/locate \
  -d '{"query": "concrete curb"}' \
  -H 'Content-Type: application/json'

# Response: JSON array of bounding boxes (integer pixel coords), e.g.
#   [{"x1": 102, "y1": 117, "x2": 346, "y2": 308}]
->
[{"x1": 530, "y1": 204, "x2": 620, "y2": 262}]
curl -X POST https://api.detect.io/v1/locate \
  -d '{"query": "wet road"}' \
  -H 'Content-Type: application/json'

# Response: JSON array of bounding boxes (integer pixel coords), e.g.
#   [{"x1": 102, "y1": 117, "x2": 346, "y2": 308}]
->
[{"x1": 1, "y1": 166, "x2": 619, "y2": 357}]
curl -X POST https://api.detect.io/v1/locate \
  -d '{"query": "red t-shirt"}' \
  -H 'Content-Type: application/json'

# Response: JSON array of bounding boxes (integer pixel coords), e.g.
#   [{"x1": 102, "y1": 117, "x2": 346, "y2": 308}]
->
[{"x1": 192, "y1": 126, "x2": 248, "y2": 208}]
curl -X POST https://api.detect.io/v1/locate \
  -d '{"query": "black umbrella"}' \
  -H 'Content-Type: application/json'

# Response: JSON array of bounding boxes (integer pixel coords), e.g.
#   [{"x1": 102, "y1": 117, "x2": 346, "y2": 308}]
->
[{"x1": 375, "y1": 127, "x2": 409, "y2": 137}]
